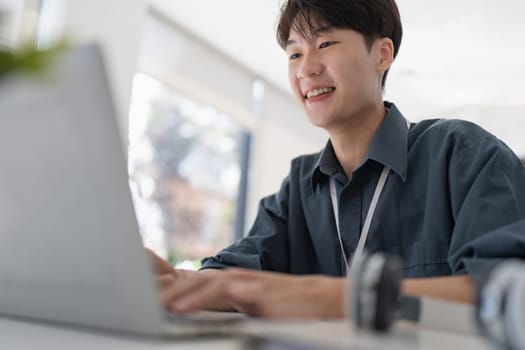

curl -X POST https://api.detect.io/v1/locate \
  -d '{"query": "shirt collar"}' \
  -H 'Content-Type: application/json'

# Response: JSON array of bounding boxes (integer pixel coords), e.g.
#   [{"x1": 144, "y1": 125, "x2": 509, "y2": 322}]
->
[
  {"x1": 311, "y1": 101, "x2": 409, "y2": 190},
  {"x1": 311, "y1": 141, "x2": 346, "y2": 186}
]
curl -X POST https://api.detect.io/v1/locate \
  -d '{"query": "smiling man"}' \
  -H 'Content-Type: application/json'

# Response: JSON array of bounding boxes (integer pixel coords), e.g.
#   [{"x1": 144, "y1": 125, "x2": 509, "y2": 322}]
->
[{"x1": 152, "y1": 0, "x2": 525, "y2": 318}]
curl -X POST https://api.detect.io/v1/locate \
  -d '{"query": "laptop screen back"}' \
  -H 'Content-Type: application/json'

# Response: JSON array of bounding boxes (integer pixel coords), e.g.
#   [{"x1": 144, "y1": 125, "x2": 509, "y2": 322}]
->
[{"x1": 0, "y1": 44, "x2": 164, "y2": 335}]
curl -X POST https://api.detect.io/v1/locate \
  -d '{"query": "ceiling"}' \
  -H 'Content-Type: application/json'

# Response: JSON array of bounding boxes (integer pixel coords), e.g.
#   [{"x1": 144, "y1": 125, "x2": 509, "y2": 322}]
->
[{"x1": 150, "y1": 0, "x2": 525, "y2": 156}]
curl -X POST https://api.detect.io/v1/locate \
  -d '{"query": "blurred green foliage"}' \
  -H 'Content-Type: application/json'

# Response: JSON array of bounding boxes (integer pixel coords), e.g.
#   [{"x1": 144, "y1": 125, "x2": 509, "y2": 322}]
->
[
  {"x1": 0, "y1": 11, "x2": 67, "y2": 77},
  {"x1": 0, "y1": 42, "x2": 68, "y2": 77}
]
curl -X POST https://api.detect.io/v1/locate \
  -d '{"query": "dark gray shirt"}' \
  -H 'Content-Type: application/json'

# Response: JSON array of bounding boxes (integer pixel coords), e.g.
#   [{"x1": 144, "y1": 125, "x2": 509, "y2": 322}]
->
[{"x1": 201, "y1": 102, "x2": 525, "y2": 283}]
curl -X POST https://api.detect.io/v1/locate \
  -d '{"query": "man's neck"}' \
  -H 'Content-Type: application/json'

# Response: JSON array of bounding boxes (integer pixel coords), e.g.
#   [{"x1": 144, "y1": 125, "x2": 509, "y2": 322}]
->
[{"x1": 329, "y1": 103, "x2": 387, "y2": 179}]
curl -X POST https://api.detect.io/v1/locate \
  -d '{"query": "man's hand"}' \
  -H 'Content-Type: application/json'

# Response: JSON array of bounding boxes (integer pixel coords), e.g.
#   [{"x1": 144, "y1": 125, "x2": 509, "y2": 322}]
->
[
  {"x1": 162, "y1": 268, "x2": 345, "y2": 319},
  {"x1": 145, "y1": 248, "x2": 175, "y2": 275},
  {"x1": 145, "y1": 248, "x2": 344, "y2": 317},
  {"x1": 145, "y1": 248, "x2": 198, "y2": 300},
  {"x1": 146, "y1": 248, "x2": 474, "y2": 319}
]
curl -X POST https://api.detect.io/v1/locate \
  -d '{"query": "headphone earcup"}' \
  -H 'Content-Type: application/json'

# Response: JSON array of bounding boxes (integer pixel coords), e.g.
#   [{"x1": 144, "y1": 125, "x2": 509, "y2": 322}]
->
[
  {"x1": 352, "y1": 253, "x2": 402, "y2": 332},
  {"x1": 477, "y1": 260, "x2": 525, "y2": 350},
  {"x1": 503, "y1": 267, "x2": 525, "y2": 350},
  {"x1": 373, "y1": 255, "x2": 402, "y2": 331}
]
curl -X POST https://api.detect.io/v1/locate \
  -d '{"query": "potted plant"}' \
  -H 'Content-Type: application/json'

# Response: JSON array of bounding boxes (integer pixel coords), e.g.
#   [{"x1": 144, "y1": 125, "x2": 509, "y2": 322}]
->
[{"x1": 0, "y1": 10, "x2": 65, "y2": 78}]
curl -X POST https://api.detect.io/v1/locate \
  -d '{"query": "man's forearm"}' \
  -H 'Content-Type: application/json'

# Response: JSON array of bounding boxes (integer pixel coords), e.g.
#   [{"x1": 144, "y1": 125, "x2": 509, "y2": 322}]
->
[{"x1": 402, "y1": 275, "x2": 474, "y2": 303}]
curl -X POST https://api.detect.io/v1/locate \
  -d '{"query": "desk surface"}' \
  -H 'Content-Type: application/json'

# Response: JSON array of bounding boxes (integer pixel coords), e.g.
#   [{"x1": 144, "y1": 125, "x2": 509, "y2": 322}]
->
[{"x1": 0, "y1": 315, "x2": 492, "y2": 350}]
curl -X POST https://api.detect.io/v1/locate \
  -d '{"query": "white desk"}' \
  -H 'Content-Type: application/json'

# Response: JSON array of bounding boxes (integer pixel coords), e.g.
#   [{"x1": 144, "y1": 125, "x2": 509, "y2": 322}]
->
[{"x1": 0, "y1": 315, "x2": 493, "y2": 350}]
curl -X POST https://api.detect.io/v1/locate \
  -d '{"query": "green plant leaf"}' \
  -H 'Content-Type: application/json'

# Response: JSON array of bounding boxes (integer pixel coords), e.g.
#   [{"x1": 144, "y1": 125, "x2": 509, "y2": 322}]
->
[{"x1": 0, "y1": 40, "x2": 69, "y2": 77}]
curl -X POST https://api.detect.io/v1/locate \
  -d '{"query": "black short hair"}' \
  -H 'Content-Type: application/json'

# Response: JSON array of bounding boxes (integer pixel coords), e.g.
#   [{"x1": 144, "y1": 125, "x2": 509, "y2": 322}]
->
[{"x1": 277, "y1": 0, "x2": 402, "y2": 89}]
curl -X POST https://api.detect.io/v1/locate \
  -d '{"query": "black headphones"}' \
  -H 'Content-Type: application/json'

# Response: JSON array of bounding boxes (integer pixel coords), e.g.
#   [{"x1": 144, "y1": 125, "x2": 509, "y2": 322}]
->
[
  {"x1": 352, "y1": 253, "x2": 525, "y2": 350},
  {"x1": 476, "y1": 260, "x2": 525, "y2": 350},
  {"x1": 351, "y1": 253, "x2": 402, "y2": 332}
]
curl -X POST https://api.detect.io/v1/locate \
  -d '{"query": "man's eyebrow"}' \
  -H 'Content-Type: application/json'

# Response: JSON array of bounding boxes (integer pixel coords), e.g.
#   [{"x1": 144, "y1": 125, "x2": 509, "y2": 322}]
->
[
  {"x1": 285, "y1": 39, "x2": 297, "y2": 49},
  {"x1": 285, "y1": 25, "x2": 335, "y2": 49}
]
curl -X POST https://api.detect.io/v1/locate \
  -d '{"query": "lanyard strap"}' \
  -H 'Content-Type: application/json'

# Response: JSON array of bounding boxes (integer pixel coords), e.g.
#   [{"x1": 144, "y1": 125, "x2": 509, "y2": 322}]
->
[{"x1": 329, "y1": 165, "x2": 390, "y2": 275}]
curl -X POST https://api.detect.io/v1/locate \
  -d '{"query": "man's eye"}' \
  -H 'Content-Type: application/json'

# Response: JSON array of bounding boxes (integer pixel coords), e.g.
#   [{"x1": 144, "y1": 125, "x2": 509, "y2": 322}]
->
[
  {"x1": 319, "y1": 41, "x2": 334, "y2": 49},
  {"x1": 289, "y1": 53, "x2": 301, "y2": 60}
]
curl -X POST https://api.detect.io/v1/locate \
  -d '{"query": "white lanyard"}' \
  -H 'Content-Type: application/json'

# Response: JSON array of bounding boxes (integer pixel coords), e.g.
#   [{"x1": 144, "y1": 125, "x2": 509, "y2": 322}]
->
[{"x1": 330, "y1": 165, "x2": 390, "y2": 276}]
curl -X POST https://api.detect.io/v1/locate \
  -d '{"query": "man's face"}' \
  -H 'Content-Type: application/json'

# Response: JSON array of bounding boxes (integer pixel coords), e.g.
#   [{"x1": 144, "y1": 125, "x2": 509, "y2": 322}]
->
[{"x1": 286, "y1": 25, "x2": 385, "y2": 130}]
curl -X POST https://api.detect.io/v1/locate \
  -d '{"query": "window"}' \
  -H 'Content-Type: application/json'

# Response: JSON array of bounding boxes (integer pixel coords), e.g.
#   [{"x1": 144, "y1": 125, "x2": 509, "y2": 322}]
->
[{"x1": 129, "y1": 73, "x2": 247, "y2": 269}]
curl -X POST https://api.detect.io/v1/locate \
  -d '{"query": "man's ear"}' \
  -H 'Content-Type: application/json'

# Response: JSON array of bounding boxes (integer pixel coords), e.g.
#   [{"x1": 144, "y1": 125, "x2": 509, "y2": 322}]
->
[{"x1": 376, "y1": 38, "x2": 394, "y2": 72}]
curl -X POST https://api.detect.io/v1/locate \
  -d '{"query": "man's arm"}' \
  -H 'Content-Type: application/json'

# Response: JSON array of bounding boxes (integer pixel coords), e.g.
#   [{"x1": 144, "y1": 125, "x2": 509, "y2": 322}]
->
[
  {"x1": 152, "y1": 252, "x2": 474, "y2": 319},
  {"x1": 402, "y1": 275, "x2": 474, "y2": 304},
  {"x1": 149, "y1": 247, "x2": 475, "y2": 318},
  {"x1": 215, "y1": 273, "x2": 474, "y2": 318},
  {"x1": 220, "y1": 274, "x2": 474, "y2": 318},
  {"x1": 446, "y1": 131, "x2": 525, "y2": 283}
]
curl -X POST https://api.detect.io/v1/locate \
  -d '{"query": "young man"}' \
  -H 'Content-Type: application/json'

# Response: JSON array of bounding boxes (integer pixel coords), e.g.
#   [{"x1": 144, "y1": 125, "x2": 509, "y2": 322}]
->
[{"x1": 151, "y1": 0, "x2": 525, "y2": 318}]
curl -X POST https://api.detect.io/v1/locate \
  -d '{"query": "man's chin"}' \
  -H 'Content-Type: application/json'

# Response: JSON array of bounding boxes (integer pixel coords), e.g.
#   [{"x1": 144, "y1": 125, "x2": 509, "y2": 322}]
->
[{"x1": 306, "y1": 114, "x2": 333, "y2": 129}]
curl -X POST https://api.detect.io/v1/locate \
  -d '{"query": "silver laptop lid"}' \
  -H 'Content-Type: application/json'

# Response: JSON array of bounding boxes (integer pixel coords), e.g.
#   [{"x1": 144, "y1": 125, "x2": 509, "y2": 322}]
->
[{"x1": 0, "y1": 44, "x2": 165, "y2": 336}]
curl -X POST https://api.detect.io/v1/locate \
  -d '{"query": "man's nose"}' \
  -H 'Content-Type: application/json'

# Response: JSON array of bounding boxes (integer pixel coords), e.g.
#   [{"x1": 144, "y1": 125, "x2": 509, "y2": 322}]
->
[{"x1": 297, "y1": 52, "x2": 324, "y2": 79}]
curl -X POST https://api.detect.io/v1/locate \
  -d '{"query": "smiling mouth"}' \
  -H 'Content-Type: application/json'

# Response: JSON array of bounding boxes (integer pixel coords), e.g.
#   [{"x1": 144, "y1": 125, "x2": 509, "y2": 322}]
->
[{"x1": 305, "y1": 87, "x2": 336, "y2": 99}]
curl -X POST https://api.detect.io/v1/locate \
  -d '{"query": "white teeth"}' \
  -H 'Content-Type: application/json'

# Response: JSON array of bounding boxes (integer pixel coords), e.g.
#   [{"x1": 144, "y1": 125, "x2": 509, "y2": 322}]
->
[{"x1": 306, "y1": 87, "x2": 334, "y2": 99}]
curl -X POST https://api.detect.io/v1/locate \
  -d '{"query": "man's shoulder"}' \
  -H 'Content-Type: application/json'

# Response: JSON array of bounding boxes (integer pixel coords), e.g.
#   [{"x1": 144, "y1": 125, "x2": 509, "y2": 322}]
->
[{"x1": 410, "y1": 118, "x2": 502, "y2": 150}]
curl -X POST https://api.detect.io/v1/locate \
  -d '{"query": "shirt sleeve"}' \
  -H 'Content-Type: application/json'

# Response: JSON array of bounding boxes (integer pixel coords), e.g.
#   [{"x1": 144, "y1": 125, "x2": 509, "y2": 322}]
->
[
  {"x1": 200, "y1": 174, "x2": 291, "y2": 272},
  {"x1": 447, "y1": 134, "x2": 525, "y2": 284}
]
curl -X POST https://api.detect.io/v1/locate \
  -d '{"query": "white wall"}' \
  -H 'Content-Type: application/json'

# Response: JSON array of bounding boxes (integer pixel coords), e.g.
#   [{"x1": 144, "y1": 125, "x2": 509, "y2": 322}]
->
[
  {"x1": 138, "y1": 12, "x2": 255, "y2": 131},
  {"x1": 61, "y1": 0, "x2": 147, "y2": 144}
]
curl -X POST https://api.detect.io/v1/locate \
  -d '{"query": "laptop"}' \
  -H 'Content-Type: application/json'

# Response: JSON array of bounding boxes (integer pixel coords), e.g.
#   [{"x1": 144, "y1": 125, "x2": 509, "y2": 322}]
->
[{"x1": 0, "y1": 44, "x2": 242, "y2": 337}]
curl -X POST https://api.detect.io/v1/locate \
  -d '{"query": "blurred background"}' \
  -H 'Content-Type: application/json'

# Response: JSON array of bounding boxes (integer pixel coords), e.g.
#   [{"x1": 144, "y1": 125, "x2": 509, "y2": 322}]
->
[{"x1": 1, "y1": 0, "x2": 524, "y2": 268}]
